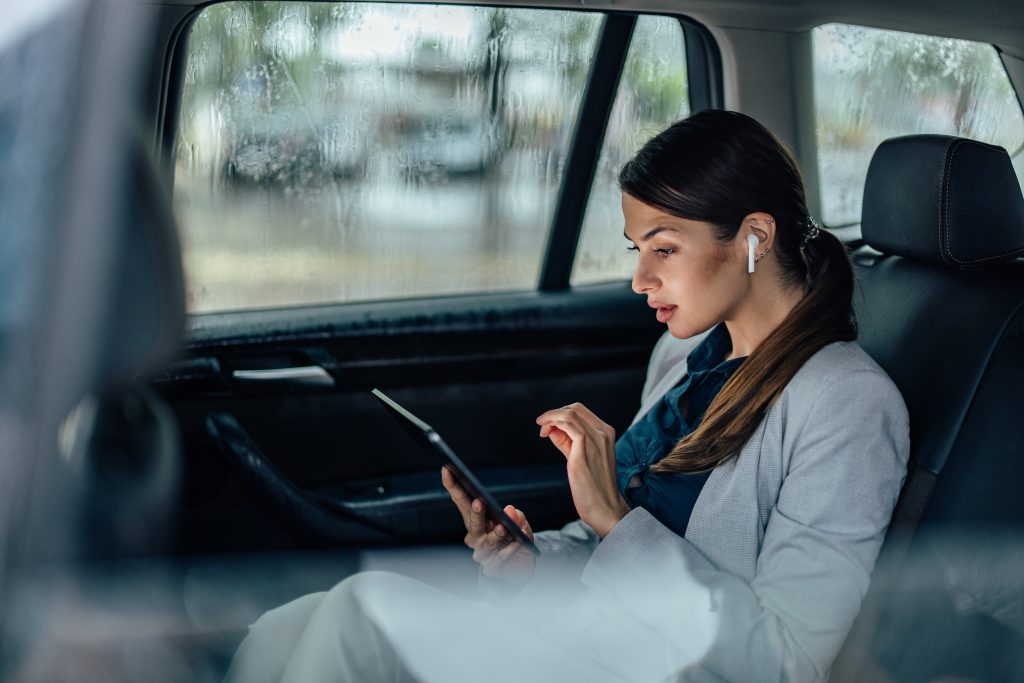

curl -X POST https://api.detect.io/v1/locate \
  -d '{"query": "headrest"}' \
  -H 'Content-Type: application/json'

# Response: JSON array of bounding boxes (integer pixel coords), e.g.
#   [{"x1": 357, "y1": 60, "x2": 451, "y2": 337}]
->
[
  {"x1": 103, "y1": 126, "x2": 185, "y2": 385},
  {"x1": 862, "y1": 135, "x2": 1024, "y2": 269}
]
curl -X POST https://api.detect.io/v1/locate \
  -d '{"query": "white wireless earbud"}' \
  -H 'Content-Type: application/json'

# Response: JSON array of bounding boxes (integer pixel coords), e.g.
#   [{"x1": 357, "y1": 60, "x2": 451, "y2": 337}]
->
[{"x1": 747, "y1": 234, "x2": 759, "y2": 273}]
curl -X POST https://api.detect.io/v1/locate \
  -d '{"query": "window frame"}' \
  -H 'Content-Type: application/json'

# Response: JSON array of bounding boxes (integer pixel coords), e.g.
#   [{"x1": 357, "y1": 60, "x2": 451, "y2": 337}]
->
[
  {"x1": 157, "y1": 1, "x2": 723, "y2": 314},
  {"x1": 541, "y1": 13, "x2": 724, "y2": 291}
]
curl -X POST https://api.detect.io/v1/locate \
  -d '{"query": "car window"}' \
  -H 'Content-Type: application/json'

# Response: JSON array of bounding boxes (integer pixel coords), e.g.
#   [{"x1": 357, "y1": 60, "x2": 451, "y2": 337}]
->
[
  {"x1": 570, "y1": 15, "x2": 689, "y2": 287},
  {"x1": 174, "y1": 3, "x2": 689, "y2": 313},
  {"x1": 813, "y1": 23, "x2": 1024, "y2": 228}
]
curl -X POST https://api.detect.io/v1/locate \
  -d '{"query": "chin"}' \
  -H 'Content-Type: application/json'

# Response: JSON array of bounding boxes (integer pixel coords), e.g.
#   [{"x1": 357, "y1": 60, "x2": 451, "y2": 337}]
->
[
  {"x1": 666, "y1": 317, "x2": 717, "y2": 340},
  {"x1": 666, "y1": 320, "x2": 698, "y2": 340}
]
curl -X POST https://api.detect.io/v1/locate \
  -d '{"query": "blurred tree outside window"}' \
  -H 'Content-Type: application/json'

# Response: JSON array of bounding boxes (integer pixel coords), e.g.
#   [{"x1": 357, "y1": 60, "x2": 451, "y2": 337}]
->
[
  {"x1": 175, "y1": 2, "x2": 634, "y2": 313},
  {"x1": 571, "y1": 15, "x2": 689, "y2": 287},
  {"x1": 813, "y1": 23, "x2": 1024, "y2": 228}
]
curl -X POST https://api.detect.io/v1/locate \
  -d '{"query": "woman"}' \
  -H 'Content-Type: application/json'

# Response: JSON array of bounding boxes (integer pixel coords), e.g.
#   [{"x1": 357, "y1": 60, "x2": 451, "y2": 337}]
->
[{"x1": 225, "y1": 110, "x2": 909, "y2": 683}]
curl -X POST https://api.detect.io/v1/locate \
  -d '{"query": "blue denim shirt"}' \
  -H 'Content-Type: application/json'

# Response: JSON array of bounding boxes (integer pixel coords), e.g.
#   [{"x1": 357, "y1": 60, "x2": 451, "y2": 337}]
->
[{"x1": 615, "y1": 324, "x2": 745, "y2": 538}]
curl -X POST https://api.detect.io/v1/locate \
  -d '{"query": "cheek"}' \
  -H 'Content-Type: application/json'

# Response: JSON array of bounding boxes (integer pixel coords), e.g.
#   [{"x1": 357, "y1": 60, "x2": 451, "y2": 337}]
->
[
  {"x1": 670, "y1": 255, "x2": 745, "y2": 320},
  {"x1": 702, "y1": 257, "x2": 749, "y2": 307},
  {"x1": 681, "y1": 254, "x2": 733, "y2": 295}
]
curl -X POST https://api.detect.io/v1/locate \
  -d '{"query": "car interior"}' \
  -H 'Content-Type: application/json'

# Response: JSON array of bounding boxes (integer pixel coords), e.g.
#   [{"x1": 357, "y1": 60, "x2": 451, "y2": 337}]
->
[{"x1": 3, "y1": 0, "x2": 1024, "y2": 680}]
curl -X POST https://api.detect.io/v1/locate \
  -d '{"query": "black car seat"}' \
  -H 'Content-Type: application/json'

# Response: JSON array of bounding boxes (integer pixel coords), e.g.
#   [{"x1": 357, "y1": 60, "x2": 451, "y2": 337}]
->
[
  {"x1": 58, "y1": 124, "x2": 186, "y2": 559},
  {"x1": 832, "y1": 135, "x2": 1024, "y2": 682}
]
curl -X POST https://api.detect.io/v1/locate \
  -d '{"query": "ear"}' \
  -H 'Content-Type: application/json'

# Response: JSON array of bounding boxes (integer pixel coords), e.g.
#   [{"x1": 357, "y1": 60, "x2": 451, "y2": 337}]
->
[{"x1": 742, "y1": 212, "x2": 777, "y2": 250}]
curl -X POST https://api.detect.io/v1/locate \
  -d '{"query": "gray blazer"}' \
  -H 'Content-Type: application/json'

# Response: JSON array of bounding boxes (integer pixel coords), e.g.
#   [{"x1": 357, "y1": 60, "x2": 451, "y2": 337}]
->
[{"x1": 527, "y1": 330, "x2": 910, "y2": 682}]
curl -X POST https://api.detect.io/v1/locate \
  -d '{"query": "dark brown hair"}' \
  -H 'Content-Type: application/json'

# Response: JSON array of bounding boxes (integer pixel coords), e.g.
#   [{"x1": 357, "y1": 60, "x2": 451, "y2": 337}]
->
[{"x1": 619, "y1": 110, "x2": 856, "y2": 474}]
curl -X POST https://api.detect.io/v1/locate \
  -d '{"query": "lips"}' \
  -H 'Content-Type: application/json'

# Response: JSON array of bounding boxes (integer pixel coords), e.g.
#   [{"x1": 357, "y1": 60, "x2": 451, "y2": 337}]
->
[{"x1": 649, "y1": 302, "x2": 677, "y2": 323}]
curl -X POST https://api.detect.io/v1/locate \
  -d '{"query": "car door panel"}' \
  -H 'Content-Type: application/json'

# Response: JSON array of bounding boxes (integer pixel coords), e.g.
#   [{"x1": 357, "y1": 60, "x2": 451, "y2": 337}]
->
[{"x1": 159, "y1": 283, "x2": 663, "y2": 552}]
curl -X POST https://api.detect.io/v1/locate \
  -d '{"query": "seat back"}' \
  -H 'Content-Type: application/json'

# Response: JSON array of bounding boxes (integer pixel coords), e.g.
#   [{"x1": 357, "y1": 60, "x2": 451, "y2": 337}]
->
[
  {"x1": 833, "y1": 135, "x2": 1024, "y2": 681},
  {"x1": 60, "y1": 126, "x2": 186, "y2": 559}
]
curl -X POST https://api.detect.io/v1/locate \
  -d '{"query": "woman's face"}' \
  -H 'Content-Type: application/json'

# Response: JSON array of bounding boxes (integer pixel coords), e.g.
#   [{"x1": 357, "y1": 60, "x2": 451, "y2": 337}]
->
[{"x1": 622, "y1": 193, "x2": 749, "y2": 339}]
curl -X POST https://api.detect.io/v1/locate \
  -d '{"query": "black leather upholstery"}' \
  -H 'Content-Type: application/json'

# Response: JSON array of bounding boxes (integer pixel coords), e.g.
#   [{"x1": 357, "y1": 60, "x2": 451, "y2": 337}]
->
[
  {"x1": 104, "y1": 128, "x2": 185, "y2": 386},
  {"x1": 63, "y1": 127, "x2": 185, "y2": 558},
  {"x1": 862, "y1": 134, "x2": 1024, "y2": 269},
  {"x1": 853, "y1": 252, "x2": 1024, "y2": 475},
  {"x1": 833, "y1": 135, "x2": 1024, "y2": 681},
  {"x1": 856, "y1": 134, "x2": 1024, "y2": 477}
]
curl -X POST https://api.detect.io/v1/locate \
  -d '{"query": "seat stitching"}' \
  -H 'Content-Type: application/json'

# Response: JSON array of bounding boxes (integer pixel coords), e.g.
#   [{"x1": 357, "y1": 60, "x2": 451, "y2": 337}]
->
[
  {"x1": 940, "y1": 138, "x2": 963, "y2": 265},
  {"x1": 942, "y1": 138, "x2": 1024, "y2": 266}
]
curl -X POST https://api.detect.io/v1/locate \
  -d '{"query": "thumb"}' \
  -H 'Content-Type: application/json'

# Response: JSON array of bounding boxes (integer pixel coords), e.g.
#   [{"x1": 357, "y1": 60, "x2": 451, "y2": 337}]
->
[{"x1": 514, "y1": 507, "x2": 533, "y2": 540}]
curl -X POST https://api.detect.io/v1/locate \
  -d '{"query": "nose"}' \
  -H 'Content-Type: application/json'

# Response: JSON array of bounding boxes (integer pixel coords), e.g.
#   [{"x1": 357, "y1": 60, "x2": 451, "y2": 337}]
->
[{"x1": 631, "y1": 260, "x2": 658, "y2": 294}]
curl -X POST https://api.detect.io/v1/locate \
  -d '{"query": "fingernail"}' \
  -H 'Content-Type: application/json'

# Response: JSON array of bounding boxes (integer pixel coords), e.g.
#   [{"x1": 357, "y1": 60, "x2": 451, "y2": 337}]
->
[{"x1": 495, "y1": 525, "x2": 504, "y2": 536}]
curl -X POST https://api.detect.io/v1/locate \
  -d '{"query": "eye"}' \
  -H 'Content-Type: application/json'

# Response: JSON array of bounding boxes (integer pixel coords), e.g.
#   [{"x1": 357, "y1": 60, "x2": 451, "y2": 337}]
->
[
  {"x1": 626, "y1": 245, "x2": 639, "y2": 253},
  {"x1": 655, "y1": 248, "x2": 675, "y2": 257}
]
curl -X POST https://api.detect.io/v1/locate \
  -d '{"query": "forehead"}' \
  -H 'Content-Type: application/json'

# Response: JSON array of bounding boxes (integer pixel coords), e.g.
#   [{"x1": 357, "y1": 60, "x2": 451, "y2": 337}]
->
[
  {"x1": 621, "y1": 194, "x2": 704, "y2": 240},
  {"x1": 621, "y1": 193, "x2": 667, "y2": 219}
]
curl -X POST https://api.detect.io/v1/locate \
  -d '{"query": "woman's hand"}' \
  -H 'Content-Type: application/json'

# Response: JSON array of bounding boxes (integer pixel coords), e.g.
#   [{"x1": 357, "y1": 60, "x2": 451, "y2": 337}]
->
[
  {"x1": 440, "y1": 466, "x2": 536, "y2": 585},
  {"x1": 536, "y1": 403, "x2": 630, "y2": 538}
]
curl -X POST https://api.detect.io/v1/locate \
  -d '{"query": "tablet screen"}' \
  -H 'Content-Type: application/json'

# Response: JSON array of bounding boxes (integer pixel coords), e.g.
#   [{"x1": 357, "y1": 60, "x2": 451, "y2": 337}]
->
[{"x1": 371, "y1": 388, "x2": 540, "y2": 555}]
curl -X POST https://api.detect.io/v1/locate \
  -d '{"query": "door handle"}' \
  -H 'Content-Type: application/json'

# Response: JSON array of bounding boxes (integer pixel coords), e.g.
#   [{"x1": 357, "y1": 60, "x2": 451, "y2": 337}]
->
[{"x1": 231, "y1": 365, "x2": 335, "y2": 387}]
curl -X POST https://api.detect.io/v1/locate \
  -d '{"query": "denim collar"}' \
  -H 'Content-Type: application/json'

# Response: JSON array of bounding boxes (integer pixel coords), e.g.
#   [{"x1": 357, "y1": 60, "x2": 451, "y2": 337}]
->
[{"x1": 687, "y1": 322, "x2": 742, "y2": 376}]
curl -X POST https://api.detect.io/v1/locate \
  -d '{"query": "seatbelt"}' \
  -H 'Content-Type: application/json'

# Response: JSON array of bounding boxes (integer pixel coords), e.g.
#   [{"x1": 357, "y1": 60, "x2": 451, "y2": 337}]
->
[{"x1": 829, "y1": 462, "x2": 939, "y2": 682}]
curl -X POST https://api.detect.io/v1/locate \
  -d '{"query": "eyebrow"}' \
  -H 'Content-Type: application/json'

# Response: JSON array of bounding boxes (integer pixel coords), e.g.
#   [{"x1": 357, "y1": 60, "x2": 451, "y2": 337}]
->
[{"x1": 623, "y1": 226, "x2": 680, "y2": 243}]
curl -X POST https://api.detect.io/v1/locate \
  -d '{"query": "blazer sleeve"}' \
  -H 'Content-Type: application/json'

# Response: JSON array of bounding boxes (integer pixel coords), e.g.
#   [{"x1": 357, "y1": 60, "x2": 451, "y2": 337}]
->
[
  {"x1": 478, "y1": 518, "x2": 601, "y2": 601},
  {"x1": 579, "y1": 368, "x2": 910, "y2": 682}
]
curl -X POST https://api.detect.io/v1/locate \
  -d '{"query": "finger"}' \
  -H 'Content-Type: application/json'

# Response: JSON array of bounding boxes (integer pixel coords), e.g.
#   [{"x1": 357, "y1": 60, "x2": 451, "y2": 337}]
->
[
  {"x1": 538, "y1": 424, "x2": 574, "y2": 459},
  {"x1": 492, "y1": 540, "x2": 523, "y2": 565},
  {"x1": 473, "y1": 530, "x2": 507, "y2": 561},
  {"x1": 441, "y1": 467, "x2": 473, "y2": 526},
  {"x1": 473, "y1": 545, "x2": 492, "y2": 565},
  {"x1": 502, "y1": 506, "x2": 534, "y2": 542},
  {"x1": 536, "y1": 402, "x2": 589, "y2": 426},
  {"x1": 544, "y1": 418, "x2": 588, "y2": 458},
  {"x1": 504, "y1": 504, "x2": 519, "y2": 524},
  {"x1": 535, "y1": 405, "x2": 573, "y2": 425},
  {"x1": 537, "y1": 407, "x2": 593, "y2": 443},
  {"x1": 471, "y1": 526, "x2": 510, "y2": 561},
  {"x1": 497, "y1": 504, "x2": 519, "y2": 539},
  {"x1": 485, "y1": 524, "x2": 509, "y2": 548},
  {"x1": 514, "y1": 507, "x2": 534, "y2": 541},
  {"x1": 504, "y1": 504, "x2": 525, "y2": 529},
  {"x1": 441, "y1": 465, "x2": 462, "y2": 497},
  {"x1": 481, "y1": 541, "x2": 523, "y2": 577},
  {"x1": 485, "y1": 508, "x2": 518, "y2": 545},
  {"x1": 467, "y1": 498, "x2": 487, "y2": 537},
  {"x1": 537, "y1": 406, "x2": 581, "y2": 447},
  {"x1": 534, "y1": 405, "x2": 571, "y2": 425},
  {"x1": 560, "y1": 403, "x2": 615, "y2": 440}
]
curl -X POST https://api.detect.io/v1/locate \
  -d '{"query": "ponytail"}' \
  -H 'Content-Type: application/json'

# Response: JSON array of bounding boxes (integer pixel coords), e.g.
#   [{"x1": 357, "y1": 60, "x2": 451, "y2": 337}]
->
[{"x1": 650, "y1": 229, "x2": 855, "y2": 474}]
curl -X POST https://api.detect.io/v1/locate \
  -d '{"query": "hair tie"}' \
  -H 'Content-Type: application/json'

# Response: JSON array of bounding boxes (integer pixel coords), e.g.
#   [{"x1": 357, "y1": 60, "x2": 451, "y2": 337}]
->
[{"x1": 800, "y1": 216, "x2": 821, "y2": 250}]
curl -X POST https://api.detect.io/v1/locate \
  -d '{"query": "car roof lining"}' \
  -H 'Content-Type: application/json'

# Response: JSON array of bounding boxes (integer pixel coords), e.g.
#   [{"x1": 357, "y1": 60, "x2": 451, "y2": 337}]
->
[{"x1": 142, "y1": 0, "x2": 1024, "y2": 59}]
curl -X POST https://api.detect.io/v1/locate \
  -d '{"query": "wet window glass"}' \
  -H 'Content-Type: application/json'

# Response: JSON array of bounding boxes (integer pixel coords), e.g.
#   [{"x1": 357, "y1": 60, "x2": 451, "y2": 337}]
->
[
  {"x1": 813, "y1": 23, "x2": 1024, "y2": 227},
  {"x1": 571, "y1": 15, "x2": 689, "y2": 287},
  {"x1": 174, "y1": 2, "x2": 602, "y2": 313}
]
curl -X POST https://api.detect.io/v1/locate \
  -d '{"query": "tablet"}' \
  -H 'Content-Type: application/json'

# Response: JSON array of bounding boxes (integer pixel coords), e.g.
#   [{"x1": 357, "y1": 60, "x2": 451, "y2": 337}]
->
[{"x1": 371, "y1": 388, "x2": 540, "y2": 555}]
